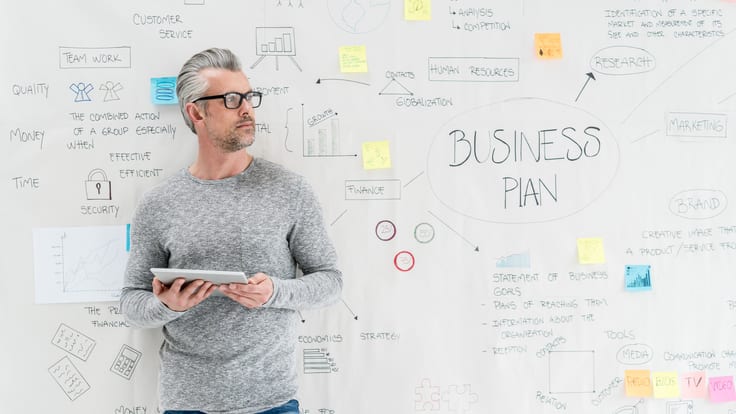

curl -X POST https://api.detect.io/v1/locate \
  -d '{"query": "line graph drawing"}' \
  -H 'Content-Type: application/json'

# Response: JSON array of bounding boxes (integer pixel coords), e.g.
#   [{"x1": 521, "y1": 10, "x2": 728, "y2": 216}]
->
[{"x1": 33, "y1": 225, "x2": 128, "y2": 303}]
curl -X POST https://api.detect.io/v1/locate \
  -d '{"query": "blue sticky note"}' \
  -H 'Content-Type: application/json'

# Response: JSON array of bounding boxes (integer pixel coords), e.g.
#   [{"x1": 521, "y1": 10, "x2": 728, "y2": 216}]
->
[
  {"x1": 150, "y1": 77, "x2": 178, "y2": 104},
  {"x1": 126, "y1": 223, "x2": 131, "y2": 252},
  {"x1": 625, "y1": 265, "x2": 651, "y2": 291}
]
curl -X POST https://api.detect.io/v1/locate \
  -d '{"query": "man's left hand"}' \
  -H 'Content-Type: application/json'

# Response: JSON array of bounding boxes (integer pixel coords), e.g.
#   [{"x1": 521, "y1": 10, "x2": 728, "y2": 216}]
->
[{"x1": 218, "y1": 272, "x2": 273, "y2": 309}]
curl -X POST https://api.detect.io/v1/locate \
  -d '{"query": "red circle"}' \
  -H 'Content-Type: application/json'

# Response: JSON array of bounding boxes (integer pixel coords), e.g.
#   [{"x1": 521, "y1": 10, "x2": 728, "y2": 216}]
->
[{"x1": 393, "y1": 250, "x2": 415, "y2": 272}]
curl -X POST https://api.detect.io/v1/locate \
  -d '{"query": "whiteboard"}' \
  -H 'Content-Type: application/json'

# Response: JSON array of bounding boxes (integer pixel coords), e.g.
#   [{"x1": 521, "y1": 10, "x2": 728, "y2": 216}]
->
[{"x1": 2, "y1": 0, "x2": 736, "y2": 412}]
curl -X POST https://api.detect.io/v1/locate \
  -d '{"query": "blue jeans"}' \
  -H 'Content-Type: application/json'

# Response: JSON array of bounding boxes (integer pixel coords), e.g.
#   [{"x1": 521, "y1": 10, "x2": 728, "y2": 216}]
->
[{"x1": 164, "y1": 399, "x2": 299, "y2": 414}]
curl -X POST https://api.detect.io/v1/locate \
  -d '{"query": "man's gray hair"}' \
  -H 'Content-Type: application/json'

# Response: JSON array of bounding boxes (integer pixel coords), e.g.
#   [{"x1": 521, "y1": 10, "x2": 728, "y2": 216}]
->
[{"x1": 176, "y1": 48, "x2": 242, "y2": 133}]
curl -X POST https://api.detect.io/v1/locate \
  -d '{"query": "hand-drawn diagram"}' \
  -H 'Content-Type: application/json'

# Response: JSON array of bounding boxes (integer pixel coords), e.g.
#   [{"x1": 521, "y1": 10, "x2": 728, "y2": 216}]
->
[
  {"x1": 379, "y1": 76, "x2": 413, "y2": 96},
  {"x1": 276, "y1": 0, "x2": 304, "y2": 7},
  {"x1": 48, "y1": 356, "x2": 91, "y2": 401},
  {"x1": 299, "y1": 104, "x2": 357, "y2": 158},
  {"x1": 251, "y1": 27, "x2": 302, "y2": 71},
  {"x1": 413, "y1": 222, "x2": 434, "y2": 244},
  {"x1": 303, "y1": 348, "x2": 338, "y2": 374},
  {"x1": 111, "y1": 344, "x2": 142, "y2": 380},
  {"x1": 51, "y1": 324, "x2": 96, "y2": 361},
  {"x1": 547, "y1": 350, "x2": 595, "y2": 394},
  {"x1": 415, "y1": 379, "x2": 479, "y2": 413},
  {"x1": 375, "y1": 219, "x2": 396, "y2": 241},
  {"x1": 99, "y1": 81, "x2": 123, "y2": 102},
  {"x1": 326, "y1": 0, "x2": 390, "y2": 33},
  {"x1": 33, "y1": 225, "x2": 128, "y2": 303},
  {"x1": 84, "y1": 168, "x2": 113, "y2": 200},
  {"x1": 496, "y1": 251, "x2": 531, "y2": 268},
  {"x1": 69, "y1": 82, "x2": 94, "y2": 102},
  {"x1": 393, "y1": 250, "x2": 415, "y2": 272}
]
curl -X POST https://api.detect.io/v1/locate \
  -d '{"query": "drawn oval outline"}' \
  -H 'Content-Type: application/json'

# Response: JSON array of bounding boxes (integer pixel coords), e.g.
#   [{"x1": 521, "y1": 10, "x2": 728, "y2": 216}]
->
[
  {"x1": 426, "y1": 97, "x2": 620, "y2": 224},
  {"x1": 668, "y1": 188, "x2": 728, "y2": 220},
  {"x1": 590, "y1": 46, "x2": 656, "y2": 76},
  {"x1": 616, "y1": 343, "x2": 654, "y2": 365}
]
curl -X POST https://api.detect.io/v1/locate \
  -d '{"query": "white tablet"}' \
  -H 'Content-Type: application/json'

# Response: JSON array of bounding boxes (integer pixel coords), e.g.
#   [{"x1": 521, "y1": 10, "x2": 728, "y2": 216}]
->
[{"x1": 150, "y1": 268, "x2": 249, "y2": 286}]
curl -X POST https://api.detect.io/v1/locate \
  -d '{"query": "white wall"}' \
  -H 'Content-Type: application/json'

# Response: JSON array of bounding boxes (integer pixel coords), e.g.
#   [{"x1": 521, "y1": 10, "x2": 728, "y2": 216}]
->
[{"x1": 3, "y1": 0, "x2": 736, "y2": 412}]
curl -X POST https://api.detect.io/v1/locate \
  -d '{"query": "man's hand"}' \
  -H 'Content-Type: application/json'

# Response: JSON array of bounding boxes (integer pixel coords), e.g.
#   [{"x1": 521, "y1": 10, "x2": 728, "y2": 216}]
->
[
  {"x1": 218, "y1": 272, "x2": 273, "y2": 309},
  {"x1": 153, "y1": 277, "x2": 217, "y2": 312}
]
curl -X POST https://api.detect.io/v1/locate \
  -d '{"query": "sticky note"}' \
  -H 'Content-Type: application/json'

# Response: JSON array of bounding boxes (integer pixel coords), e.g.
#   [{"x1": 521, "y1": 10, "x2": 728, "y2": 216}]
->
[
  {"x1": 405, "y1": 0, "x2": 431, "y2": 20},
  {"x1": 362, "y1": 140, "x2": 391, "y2": 170},
  {"x1": 150, "y1": 76, "x2": 178, "y2": 104},
  {"x1": 577, "y1": 238, "x2": 605, "y2": 264},
  {"x1": 624, "y1": 370, "x2": 652, "y2": 397},
  {"x1": 709, "y1": 376, "x2": 736, "y2": 403},
  {"x1": 652, "y1": 371, "x2": 680, "y2": 398},
  {"x1": 534, "y1": 33, "x2": 563, "y2": 59},
  {"x1": 126, "y1": 223, "x2": 131, "y2": 252},
  {"x1": 681, "y1": 371, "x2": 708, "y2": 399},
  {"x1": 339, "y1": 46, "x2": 368, "y2": 73},
  {"x1": 625, "y1": 265, "x2": 651, "y2": 291}
]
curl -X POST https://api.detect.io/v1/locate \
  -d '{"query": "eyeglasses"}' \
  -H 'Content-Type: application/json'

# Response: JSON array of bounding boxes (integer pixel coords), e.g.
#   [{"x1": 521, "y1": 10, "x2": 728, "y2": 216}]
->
[{"x1": 192, "y1": 91, "x2": 263, "y2": 109}]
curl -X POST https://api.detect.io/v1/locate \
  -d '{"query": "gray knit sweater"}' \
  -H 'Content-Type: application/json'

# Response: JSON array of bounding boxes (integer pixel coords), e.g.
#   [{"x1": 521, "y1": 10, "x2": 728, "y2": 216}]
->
[{"x1": 120, "y1": 158, "x2": 342, "y2": 413}]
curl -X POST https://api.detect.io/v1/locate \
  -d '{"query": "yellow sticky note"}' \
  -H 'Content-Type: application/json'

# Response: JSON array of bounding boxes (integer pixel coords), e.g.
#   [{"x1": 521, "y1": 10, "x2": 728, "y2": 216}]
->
[
  {"x1": 405, "y1": 0, "x2": 431, "y2": 20},
  {"x1": 362, "y1": 140, "x2": 391, "y2": 170},
  {"x1": 534, "y1": 33, "x2": 563, "y2": 59},
  {"x1": 624, "y1": 370, "x2": 653, "y2": 398},
  {"x1": 577, "y1": 238, "x2": 606, "y2": 264},
  {"x1": 339, "y1": 45, "x2": 368, "y2": 73},
  {"x1": 653, "y1": 372, "x2": 680, "y2": 398}
]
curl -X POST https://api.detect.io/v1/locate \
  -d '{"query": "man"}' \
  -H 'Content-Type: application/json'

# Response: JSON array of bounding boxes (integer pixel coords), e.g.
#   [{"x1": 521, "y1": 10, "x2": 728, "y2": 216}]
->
[{"x1": 121, "y1": 48, "x2": 343, "y2": 414}]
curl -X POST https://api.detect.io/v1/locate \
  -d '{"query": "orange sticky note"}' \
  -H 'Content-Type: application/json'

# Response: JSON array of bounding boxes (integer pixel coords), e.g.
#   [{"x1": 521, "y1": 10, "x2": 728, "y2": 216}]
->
[
  {"x1": 652, "y1": 371, "x2": 680, "y2": 398},
  {"x1": 405, "y1": 0, "x2": 431, "y2": 20},
  {"x1": 624, "y1": 370, "x2": 653, "y2": 397},
  {"x1": 534, "y1": 33, "x2": 563, "y2": 59},
  {"x1": 681, "y1": 371, "x2": 708, "y2": 398},
  {"x1": 577, "y1": 238, "x2": 606, "y2": 264}
]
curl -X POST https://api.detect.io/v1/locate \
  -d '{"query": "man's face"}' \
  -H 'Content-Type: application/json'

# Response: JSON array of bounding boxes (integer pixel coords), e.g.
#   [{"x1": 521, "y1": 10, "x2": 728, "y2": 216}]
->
[{"x1": 198, "y1": 68, "x2": 256, "y2": 152}]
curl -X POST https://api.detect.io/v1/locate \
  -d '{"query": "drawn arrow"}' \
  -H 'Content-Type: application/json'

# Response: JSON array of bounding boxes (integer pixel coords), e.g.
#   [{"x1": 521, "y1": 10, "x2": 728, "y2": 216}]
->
[
  {"x1": 316, "y1": 78, "x2": 370, "y2": 86},
  {"x1": 574, "y1": 72, "x2": 596, "y2": 102},
  {"x1": 297, "y1": 311, "x2": 305, "y2": 323},
  {"x1": 427, "y1": 210, "x2": 480, "y2": 252},
  {"x1": 308, "y1": 111, "x2": 339, "y2": 128},
  {"x1": 341, "y1": 298, "x2": 358, "y2": 320}
]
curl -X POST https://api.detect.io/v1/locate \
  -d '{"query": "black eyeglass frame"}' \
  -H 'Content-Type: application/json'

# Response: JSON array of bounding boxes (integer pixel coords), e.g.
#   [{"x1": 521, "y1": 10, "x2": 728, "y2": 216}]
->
[{"x1": 192, "y1": 91, "x2": 263, "y2": 109}]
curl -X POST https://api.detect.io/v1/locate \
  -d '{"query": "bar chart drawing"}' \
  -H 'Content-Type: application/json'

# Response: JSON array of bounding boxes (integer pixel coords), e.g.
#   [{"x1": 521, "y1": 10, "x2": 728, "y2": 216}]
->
[
  {"x1": 303, "y1": 348, "x2": 338, "y2": 374},
  {"x1": 300, "y1": 104, "x2": 356, "y2": 158},
  {"x1": 305, "y1": 117, "x2": 342, "y2": 157},
  {"x1": 251, "y1": 27, "x2": 302, "y2": 71}
]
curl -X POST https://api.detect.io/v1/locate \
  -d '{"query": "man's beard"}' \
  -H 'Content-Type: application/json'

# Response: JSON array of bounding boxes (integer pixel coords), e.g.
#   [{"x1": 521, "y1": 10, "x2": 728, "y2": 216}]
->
[{"x1": 209, "y1": 119, "x2": 255, "y2": 153}]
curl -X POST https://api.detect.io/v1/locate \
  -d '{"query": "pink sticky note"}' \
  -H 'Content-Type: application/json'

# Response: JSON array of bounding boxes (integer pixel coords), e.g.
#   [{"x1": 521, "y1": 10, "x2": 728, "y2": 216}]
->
[
  {"x1": 681, "y1": 371, "x2": 708, "y2": 398},
  {"x1": 709, "y1": 376, "x2": 736, "y2": 403}
]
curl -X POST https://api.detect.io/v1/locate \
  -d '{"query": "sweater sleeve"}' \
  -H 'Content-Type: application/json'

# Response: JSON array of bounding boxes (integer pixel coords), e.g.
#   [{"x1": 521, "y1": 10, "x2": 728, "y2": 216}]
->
[
  {"x1": 120, "y1": 196, "x2": 184, "y2": 328},
  {"x1": 264, "y1": 178, "x2": 343, "y2": 310}
]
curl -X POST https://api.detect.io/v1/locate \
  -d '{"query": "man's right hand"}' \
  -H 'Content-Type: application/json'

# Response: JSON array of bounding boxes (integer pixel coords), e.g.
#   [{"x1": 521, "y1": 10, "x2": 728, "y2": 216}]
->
[{"x1": 152, "y1": 277, "x2": 217, "y2": 312}]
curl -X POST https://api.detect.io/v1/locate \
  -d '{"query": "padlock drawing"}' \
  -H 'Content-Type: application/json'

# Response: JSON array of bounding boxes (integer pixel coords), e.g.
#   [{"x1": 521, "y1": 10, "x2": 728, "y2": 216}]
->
[{"x1": 85, "y1": 168, "x2": 112, "y2": 200}]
